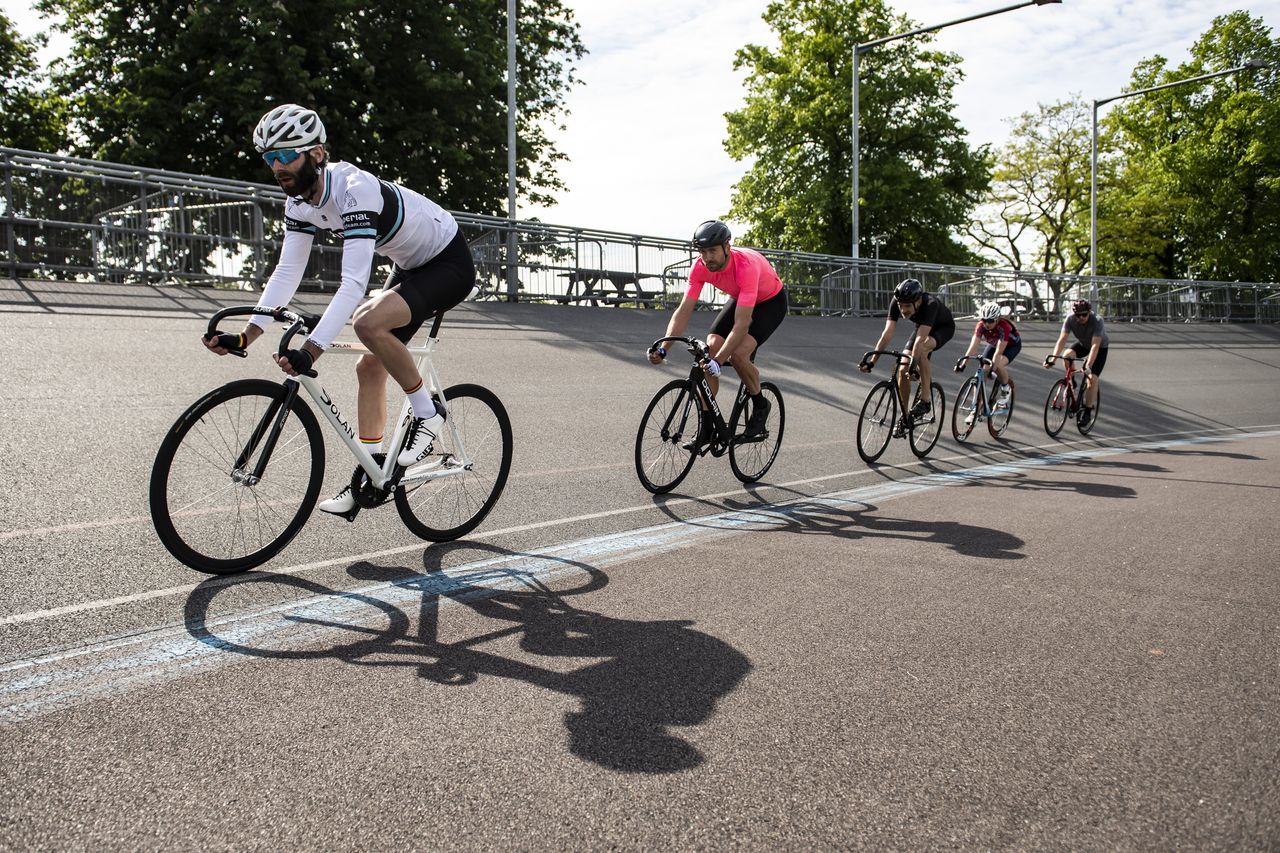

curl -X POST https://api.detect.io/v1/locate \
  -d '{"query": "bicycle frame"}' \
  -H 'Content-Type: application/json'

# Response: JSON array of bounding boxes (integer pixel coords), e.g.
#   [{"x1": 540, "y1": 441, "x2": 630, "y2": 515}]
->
[
  {"x1": 209, "y1": 306, "x2": 471, "y2": 494},
  {"x1": 959, "y1": 355, "x2": 998, "y2": 418},
  {"x1": 650, "y1": 335, "x2": 751, "y2": 455}
]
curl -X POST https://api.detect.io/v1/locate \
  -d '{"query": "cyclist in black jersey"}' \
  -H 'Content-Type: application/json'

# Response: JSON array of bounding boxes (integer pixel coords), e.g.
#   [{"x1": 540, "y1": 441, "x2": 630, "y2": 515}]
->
[
  {"x1": 860, "y1": 278, "x2": 956, "y2": 436},
  {"x1": 201, "y1": 104, "x2": 477, "y2": 517}
]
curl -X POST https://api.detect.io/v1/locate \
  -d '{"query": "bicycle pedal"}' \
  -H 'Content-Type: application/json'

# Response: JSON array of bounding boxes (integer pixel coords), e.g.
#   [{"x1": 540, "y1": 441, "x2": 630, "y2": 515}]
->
[{"x1": 336, "y1": 506, "x2": 361, "y2": 523}]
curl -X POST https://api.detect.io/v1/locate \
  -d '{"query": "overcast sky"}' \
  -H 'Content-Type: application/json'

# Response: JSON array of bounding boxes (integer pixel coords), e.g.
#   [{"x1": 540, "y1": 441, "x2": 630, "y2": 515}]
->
[{"x1": 4, "y1": 0, "x2": 1276, "y2": 241}]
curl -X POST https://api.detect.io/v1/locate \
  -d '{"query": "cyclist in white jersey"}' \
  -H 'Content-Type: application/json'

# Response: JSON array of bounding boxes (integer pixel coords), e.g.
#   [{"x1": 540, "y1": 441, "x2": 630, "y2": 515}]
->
[{"x1": 202, "y1": 104, "x2": 476, "y2": 517}]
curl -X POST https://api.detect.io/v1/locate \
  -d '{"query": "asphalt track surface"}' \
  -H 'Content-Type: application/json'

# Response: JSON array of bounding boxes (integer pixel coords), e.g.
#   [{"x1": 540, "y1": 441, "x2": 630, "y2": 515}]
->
[{"x1": 2, "y1": 279, "x2": 1278, "y2": 850}]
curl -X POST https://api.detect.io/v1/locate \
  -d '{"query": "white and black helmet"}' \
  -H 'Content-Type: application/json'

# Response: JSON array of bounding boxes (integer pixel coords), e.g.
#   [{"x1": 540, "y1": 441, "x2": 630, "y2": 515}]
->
[
  {"x1": 253, "y1": 104, "x2": 327, "y2": 152},
  {"x1": 979, "y1": 301, "x2": 1003, "y2": 321}
]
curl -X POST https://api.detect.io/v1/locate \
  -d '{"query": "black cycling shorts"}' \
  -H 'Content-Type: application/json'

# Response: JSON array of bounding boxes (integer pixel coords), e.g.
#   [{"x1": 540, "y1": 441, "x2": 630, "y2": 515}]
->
[
  {"x1": 383, "y1": 229, "x2": 476, "y2": 343},
  {"x1": 983, "y1": 338, "x2": 1022, "y2": 364},
  {"x1": 907, "y1": 321, "x2": 954, "y2": 358},
  {"x1": 1069, "y1": 342, "x2": 1108, "y2": 376},
  {"x1": 709, "y1": 287, "x2": 788, "y2": 350}
]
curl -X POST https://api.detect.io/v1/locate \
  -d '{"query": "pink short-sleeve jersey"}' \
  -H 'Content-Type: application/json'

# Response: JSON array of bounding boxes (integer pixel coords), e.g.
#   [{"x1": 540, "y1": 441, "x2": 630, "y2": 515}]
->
[{"x1": 686, "y1": 247, "x2": 784, "y2": 308}]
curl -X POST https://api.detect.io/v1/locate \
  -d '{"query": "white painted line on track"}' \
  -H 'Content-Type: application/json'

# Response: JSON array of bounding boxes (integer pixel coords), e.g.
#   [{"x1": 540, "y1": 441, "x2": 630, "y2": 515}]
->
[
  {"x1": 1, "y1": 426, "x2": 1277, "y2": 630},
  {"x1": 2, "y1": 428, "x2": 1279, "y2": 722}
]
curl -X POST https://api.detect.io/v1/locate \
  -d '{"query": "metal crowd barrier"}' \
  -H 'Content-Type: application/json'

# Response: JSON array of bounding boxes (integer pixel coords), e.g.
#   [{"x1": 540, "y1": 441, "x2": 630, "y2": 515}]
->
[{"x1": 2, "y1": 147, "x2": 1276, "y2": 322}]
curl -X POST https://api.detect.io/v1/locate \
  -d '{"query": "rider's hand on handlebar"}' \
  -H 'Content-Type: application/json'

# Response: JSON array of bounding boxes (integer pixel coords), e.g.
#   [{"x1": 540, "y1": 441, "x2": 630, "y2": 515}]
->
[
  {"x1": 701, "y1": 357, "x2": 721, "y2": 377},
  {"x1": 954, "y1": 356, "x2": 968, "y2": 373},
  {"x1": 647, "y1": 346, "x2": 666, "y2": 364},
  {"x1": 1042, "y1": 355, "x2": 1054, "y2": 369},
  {"x1": 202, "y1": 331, "x2": 246, "y2": 356},
  {"x1": 858, "y1": 358, "x2": 874, "y2": 374},
  {"x1": 275, "y1": 348, "x2": 315, "y2": 377}
]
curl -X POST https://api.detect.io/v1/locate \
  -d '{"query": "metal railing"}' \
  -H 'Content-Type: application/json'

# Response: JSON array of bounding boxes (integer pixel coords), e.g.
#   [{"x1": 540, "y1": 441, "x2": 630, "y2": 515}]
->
[{"x1": 3, "y1": 146, "x2": 1277, "y2": 322}]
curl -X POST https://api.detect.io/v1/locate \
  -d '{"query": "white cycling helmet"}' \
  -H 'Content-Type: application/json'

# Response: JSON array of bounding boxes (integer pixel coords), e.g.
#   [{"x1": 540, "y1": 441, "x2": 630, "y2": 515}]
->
[
  {"x1": 978, "y1": 301, "x2": 1002, "y2": 321},
  {"x1": 253, "y1": 104, "x2": 327, "y2": 152}
]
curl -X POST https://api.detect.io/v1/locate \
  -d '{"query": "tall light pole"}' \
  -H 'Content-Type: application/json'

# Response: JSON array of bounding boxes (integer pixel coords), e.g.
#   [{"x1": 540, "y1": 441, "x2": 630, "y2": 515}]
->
[
  {"x1": 506, "y1": 0, "x2": 519, "y2": 301},
  {"x1": 1090, "y1": 59, "x2": 1269, "y2": 282},
  {"x1": 851, "y1": 0, "x2": 1061, "y2": 261}
]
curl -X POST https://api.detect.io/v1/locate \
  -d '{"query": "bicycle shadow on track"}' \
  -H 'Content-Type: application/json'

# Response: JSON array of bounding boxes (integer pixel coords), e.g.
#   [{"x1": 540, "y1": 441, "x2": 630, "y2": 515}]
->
[
  {"x1": 183, "y1": 542, "x2": 752, "y2": 775},
  {"x1": 646, "y1": 491, "x2": 1025, "y2": 561}
]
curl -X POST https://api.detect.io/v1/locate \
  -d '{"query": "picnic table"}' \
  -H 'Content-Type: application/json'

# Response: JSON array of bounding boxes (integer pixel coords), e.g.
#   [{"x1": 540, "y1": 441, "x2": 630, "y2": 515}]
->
[{"x1": 558, "y1": 268, "x2": 659, "y2": 306}]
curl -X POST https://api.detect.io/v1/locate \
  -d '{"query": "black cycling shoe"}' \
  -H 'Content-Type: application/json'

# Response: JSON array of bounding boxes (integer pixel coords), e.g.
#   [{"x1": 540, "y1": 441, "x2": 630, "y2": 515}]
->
[
  {"x1": 680, "y1": 423, "x2": 713, "y2": 452},
  {"x1": 908, "y1": 400, "x2": 932, "y2": 420},
  {"x1": 892, "y1": 416, "x2": 908, "y2": 438},
  {"x1": 742, "y1": 396, "x2": 771, "y2": 439}
]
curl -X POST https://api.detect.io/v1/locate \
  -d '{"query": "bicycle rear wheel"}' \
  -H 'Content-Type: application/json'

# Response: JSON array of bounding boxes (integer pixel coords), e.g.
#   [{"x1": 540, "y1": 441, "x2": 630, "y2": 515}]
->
[
  {"x1": 395, "y1": 384, "x2": 513, "y2": 541},
  {"x1": 635, "y1": 379, "x2": 700, "y2": 494},
  {"x1": 909, "y1": 382, "x2": 945, "y2": 458},
  {"x1": 951, "y1": 377, "x2": 980, "y2": 443},
  {"x1": 149, "y1": 378, "x2": 324, "y2": 574},
  {"x1": 856, "y1": 381, "x2": 897, "y2": 464},
  {"x1": 1077, "y1": 385, "x2": 1101, "y2": 435},
  {"x1": 729, "y1": 382, "x2": 785, "y2": 483},
  {"x1": 1043, "y1": 379, "x2": 1070, "y2": 438},
  {"x1": 988, "y1": 379, "x2": 1015, "y2": 439}
]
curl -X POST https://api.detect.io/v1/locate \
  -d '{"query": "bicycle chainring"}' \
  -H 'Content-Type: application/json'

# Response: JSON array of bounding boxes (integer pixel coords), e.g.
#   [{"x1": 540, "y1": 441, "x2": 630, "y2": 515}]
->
[{"x1": 349, "y1": 454, "x2": 393, "y2": 509}]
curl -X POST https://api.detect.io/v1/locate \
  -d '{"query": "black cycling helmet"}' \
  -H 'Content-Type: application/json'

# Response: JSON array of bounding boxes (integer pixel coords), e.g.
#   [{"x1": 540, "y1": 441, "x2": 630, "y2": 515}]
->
[
  {"x1": 692, "y1": 219, "x2": 732, "y2": 249},
  {"x1": 1072, "y1": 299, "x2": 1091, "y2": 315},
  {"x1": 894, "y1": 278, "x2": 923, "y2": 302}
]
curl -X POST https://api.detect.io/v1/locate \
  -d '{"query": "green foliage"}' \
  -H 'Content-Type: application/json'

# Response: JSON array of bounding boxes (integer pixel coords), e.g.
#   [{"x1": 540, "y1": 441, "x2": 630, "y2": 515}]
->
[
  {"x1": 0, "y1": 12, "x2": 68, "y2": 151},
  {"x1": 34, "y1": 0, "x2": 583, "y2": 215},
  {"x1": 724, "y1": 0, "x2": 989, "y2": 263},
  {"x1": 1100, "y1": 11, "x2": 1280, "y2": 282},
  {"x1": 968, "y1": 97, "x2": 1092, "y2": 310}
]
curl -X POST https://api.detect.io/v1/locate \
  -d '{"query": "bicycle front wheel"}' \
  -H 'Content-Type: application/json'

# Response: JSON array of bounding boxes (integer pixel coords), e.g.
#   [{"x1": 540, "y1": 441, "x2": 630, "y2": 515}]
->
[
  {"x1": 952, "y1": 377, "x2": 980, "y2": 443},
  {"x1": 395, "y1": 384, "x2": 513, "y2": 541},
  {"x1": 729, "y1": 382, "x2": 785, "y2": 484},
  {"x1": 1044, "y1": 379, "x2": 1070, "y2": 438},
  {"x1": 988, "y1": 379, "x2": 1015, "y2": 439},
  {"x1": 635, "y1": 379, "x2": 700, "y2": 494},
  {"x1": 909, "y1": 382, "x2": 945, "y2": 458},
  {"x1": 149, "y1": 378, "x2": 325, "y2": 574},
  {"x1": 1077, "y1": 386, "x2": 1101, "y2": 435},
  {"x1": 856, "y1": 381, "x2": 897, "y2": 464}
]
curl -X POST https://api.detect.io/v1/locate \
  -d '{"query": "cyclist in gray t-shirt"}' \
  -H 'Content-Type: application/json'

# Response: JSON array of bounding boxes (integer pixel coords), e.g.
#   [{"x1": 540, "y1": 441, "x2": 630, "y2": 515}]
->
[{"x1": 1043, "y1": 299, "x2": 1109, "y2": 428}]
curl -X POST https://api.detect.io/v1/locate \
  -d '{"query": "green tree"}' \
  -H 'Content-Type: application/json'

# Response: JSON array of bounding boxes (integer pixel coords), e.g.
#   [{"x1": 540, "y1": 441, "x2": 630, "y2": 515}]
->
[
  {"x1": 36, "y1": 0, "x2": 583, "y2": 215},
  {"x1": 724, "y1": 0, "x2": 990, "y2": 263},
  {"x1": 967, "y1": 97, "x2": 1092, "y2": 312},
  {"x1": 1100, "y1": 11, "x2": 1280, "y2": 282},
  {"x1": 0, "y1": 12, "x2": 67, "y2": 151}
]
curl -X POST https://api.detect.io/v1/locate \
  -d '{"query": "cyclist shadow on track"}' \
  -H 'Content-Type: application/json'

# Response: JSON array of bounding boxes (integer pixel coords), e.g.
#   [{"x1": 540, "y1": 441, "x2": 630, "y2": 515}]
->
[
  {"x1": 948, "y1": 472, "x2": 1138, "y2": 500},
  {"x1": 183, "y1": 542, "x2": 752, "y2": 775},
  {"x1": 645, "y1": 491, "x2": 1024, "y2": 560}
]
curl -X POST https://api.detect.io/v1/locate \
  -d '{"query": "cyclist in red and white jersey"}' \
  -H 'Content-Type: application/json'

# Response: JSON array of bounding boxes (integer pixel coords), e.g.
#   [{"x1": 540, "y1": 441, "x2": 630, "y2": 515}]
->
[
  {"x1": 647, "y1": 220, "x2": 788, "y2": 449},
  {"x1": 202, "y1": 104, "x2": 476, "y2": 517},
  {"x1": 954, "y1": 301, "x2": 1021, "y2": 425}
]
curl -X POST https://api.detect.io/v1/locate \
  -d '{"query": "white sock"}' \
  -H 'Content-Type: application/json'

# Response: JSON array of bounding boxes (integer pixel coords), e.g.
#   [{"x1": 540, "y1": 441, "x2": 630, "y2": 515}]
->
[
  {"x1": 405, "y1": 383, "x2": 436, "y2": 420},
  {"x1": 360, "y1": 436, "x2": 383, "y2": 454}
]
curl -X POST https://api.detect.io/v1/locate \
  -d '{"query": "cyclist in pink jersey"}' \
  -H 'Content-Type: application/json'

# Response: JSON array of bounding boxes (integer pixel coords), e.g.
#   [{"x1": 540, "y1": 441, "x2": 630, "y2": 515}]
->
[{"x1": 648, "y1": 220, "x2": 788, "y2": 448}]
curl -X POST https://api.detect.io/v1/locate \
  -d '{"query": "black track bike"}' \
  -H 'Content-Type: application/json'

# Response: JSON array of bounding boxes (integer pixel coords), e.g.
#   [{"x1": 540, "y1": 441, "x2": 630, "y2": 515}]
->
[{"x1": 634, "y1": 336, "x2": 785, "y2": 494}]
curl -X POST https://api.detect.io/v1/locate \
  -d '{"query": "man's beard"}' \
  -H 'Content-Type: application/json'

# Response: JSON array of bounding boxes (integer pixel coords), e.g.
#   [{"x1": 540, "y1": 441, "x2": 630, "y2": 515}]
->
[{"x1": 279, "y1": 155, "x2": 322, "y2": 199}]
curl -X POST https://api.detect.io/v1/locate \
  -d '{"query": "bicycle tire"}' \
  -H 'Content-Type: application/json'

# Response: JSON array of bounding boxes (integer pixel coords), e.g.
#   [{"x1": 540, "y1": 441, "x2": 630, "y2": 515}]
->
[
  {"x1": 856, "y1": 381, "x2": 897, "y2": 464},
  {"x1": 1043, "y1": 379, "x2": 1070, "y2": 438},
  {"x1": 988, "y1": 379, "x2": 1015, "y2": 440},
  {"x1": 395, "y1": 384, "x2": 512, "y2": 541},
  {"x1": 909, "y1": 382, "x2": 945, "y2": 458},
  {"x1": 951, "y1": 377, "x2": 980, "y2": 443},
  {"x1": 729, "y1": 382, "x2": 785, "y2": 484},
  {"x1": 149, "y1": 378, "x2": 325, "y2": 574},
  {"x1": 1077, "y1": 385, "x2": 1101, "y2": 435},
  {"x1": 635, "y1": 379, "x2": 699, "y2": 494}
]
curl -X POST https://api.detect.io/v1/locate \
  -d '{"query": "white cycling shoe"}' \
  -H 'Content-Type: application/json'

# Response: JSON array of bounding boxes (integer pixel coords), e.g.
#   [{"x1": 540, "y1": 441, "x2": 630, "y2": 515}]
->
[
  {"x1": 397, "y1": 412, "x2": 446, "y2": 467},
  {"x1": 318, "y1": 485, "x2": 355, "y2": 515}
]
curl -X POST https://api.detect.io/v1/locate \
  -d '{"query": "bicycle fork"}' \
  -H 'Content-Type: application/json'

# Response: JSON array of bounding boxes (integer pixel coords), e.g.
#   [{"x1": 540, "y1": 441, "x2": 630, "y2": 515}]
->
[{"x1": 232, "y1": 379, "x2": 303, "y2": 486}]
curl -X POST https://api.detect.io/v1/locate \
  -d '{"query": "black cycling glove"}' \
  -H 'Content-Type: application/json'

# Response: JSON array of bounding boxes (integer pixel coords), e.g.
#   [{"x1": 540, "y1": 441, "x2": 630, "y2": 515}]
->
[{"x1": 281, "y1": 348, "x2": 314, "y2": 375}]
